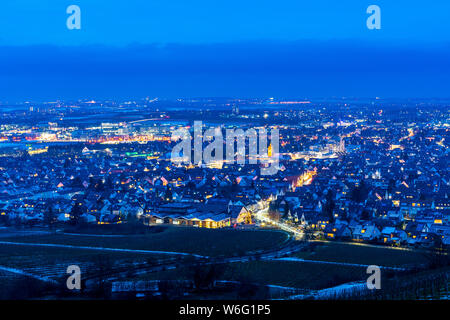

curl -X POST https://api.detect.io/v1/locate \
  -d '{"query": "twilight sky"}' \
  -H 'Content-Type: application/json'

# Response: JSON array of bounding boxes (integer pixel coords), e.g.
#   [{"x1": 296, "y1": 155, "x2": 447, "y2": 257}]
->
[{"x1": 0, "y1": 0, "x2": 449, "y2": 100}]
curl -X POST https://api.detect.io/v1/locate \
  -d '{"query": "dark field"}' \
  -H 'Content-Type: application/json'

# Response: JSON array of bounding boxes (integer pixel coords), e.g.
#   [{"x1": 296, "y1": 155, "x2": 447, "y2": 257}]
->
[{"x1": 0, "y1": 226, "x2": 288, "y2": 257}]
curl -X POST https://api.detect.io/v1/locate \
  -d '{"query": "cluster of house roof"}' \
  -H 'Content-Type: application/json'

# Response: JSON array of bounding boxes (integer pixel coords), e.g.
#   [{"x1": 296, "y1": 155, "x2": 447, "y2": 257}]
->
[
  {"x1": 0, "y1": 104, "x2": 448, "y2": 248},
  {"x1": 266, "y1": 120, "x2": 449, "y2": 247}
]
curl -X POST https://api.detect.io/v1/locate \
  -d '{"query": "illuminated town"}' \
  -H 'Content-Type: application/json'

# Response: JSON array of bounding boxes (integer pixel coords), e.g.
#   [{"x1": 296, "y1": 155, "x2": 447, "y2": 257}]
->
[
  {"x1": 0, "y1": 98, "x2": 448, "y2": 300},
  {"x1": 1, "y1": 0, "x2": 449, "y2": 305}
]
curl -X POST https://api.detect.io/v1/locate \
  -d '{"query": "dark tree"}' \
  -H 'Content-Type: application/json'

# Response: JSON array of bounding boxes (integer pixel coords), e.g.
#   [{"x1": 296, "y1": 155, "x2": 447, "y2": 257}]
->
[
  {"x1": 190, "y1": 263, "x2": 226, "y2": 291},
  {"x1": 43, "y1": 204, "x2": 56, "y2": 227},
  {"x1": 387, "y1": 178, "x2": 396, "y2": 194},
  {"x1": 282, "y1": 201, "x2": 290, "y2": 219},
  {"x1": 361, "y1": 210, "x2": 371, "y2": 221},
  {"x1": 71, "y1": 176, "x2": 83, "y2": 188},
  {"x1": 70, "y1": 203, "x2": 84, "y2": 225},
  {"x1": 351, "y1": 180, "x2": 369, "y2": 203},
  {"x1": 323, "y1": 190, "x2": 336, "y2": 223},
  {"x1": 164, "y1": 188, "x2": 173, "y2": 202},
  {"x1": 231, "y1": 179, "x2": 239, "y2": 193}
]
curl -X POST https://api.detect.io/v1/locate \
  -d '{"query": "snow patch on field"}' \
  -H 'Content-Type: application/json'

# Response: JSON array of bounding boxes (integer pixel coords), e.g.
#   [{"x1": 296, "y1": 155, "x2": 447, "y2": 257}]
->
[
  {"x1": 0, "y1": 241, "x2": 207, "y2": 258},
  {"x1": 0, "y1": 265, "x2": 57, "y2": 283},
  {"x1": 273, "y1": 257, "x2": 404, "y2": 270}
]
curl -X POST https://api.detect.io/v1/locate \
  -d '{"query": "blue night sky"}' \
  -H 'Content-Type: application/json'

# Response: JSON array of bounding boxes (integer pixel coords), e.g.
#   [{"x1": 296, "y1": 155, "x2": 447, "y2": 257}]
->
[{"x1": 0, "y1": 0, "x2": 449, "y2": 100}]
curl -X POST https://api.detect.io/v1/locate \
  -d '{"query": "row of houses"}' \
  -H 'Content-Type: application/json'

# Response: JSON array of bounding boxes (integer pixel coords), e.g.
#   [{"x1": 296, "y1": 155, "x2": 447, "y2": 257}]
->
[
  {"x1": 145, "y1": 202, "x2": 253, "y2": 229},
  {"x1": 321, "y1": 219, "x2": 450, "y2": 247}
]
